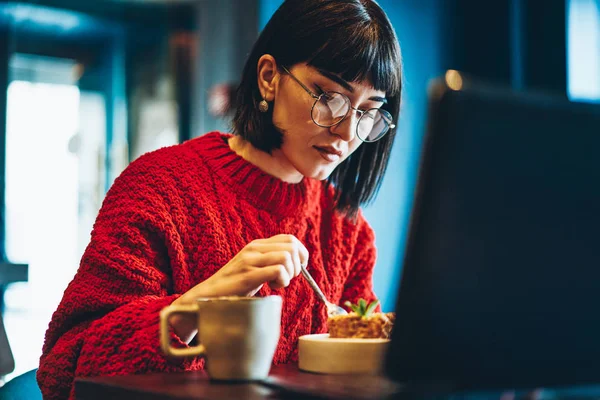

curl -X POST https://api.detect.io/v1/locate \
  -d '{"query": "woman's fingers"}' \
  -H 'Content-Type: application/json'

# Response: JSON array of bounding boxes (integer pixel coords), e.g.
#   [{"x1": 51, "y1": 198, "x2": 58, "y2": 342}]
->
[
  {"x1": 276, "y1": 235, "x2": 309, "y2": 268},
  {"x1": 264, "y1": 264, "x2": 291, "y2": 289},
  {"x1": 242, "y1": 264, "x2": 290, "y2": 290},
  {"x1": 247, "y1": 250, "x2": 295, "y2": 279},
  {"x1": 247, "y1": 235, "x2": 309, "y2": 277},
  {"x1": 199, "y1": 235, "x2": 310, "y2": 298}
]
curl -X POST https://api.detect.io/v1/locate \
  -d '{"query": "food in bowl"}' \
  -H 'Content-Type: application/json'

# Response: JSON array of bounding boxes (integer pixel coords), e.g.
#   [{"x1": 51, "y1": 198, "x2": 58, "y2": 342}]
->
[{"x1": 327, "y1": 299, "x2": 395, "y2": 339}]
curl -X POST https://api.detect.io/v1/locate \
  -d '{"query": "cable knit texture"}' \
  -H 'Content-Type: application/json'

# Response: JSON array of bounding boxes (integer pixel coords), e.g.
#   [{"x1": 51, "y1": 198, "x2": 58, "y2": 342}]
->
[{"x1": 37, "y1": 132, "x2": 379, "y2": 399}]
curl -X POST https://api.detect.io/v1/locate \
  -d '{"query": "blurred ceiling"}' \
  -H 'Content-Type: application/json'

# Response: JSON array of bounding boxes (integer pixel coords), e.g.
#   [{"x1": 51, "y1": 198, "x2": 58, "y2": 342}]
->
[
  {"x1": 109, "y1": 0, "x2": 199, "y2": 3},
  {"x1": 1, "y1": 0, "x2": 197, "y2": 29}
]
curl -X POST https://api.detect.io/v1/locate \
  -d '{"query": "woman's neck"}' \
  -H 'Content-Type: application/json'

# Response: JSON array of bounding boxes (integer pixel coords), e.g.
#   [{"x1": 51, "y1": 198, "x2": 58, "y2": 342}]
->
[{"x1": 228, "y1": 135, "x2": 304, "y2": 184}]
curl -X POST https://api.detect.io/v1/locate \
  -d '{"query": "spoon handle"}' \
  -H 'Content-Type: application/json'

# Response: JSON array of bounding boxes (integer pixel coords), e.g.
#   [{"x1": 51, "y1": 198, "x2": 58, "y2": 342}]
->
[{"x1": 300, "y1": 264, "x2": 329, "y2": 306}]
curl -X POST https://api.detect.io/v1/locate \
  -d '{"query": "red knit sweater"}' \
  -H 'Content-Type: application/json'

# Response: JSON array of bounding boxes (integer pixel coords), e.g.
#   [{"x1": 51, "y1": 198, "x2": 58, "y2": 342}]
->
[{"x1": 37, "y1": 132, "x2": 379, "y2": 399}]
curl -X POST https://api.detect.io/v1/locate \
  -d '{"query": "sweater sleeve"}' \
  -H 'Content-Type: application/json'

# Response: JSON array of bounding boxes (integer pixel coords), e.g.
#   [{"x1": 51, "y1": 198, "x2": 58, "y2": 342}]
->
[
  {"x1": 37, "y1": 153, "x2": 203, "y2": 400},
  {"x1": 340, "y1": 213, "x2": 382, "y2": 312}
]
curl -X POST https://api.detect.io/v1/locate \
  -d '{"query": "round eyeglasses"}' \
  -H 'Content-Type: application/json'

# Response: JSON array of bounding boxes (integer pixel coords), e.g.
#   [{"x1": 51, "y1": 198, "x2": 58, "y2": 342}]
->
[{"x1": 281, "y1": 66, "x2": 395, "y2": 142}]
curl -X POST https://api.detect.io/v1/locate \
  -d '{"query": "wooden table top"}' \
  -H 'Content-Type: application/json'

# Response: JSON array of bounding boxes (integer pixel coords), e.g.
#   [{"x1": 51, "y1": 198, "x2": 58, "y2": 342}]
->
[
  {"x1": 76, "y1": 369, "x2": 277, "y2": 400},
  {"x1": 75, "y1": 363, "x2": 405, "y2": 400}
]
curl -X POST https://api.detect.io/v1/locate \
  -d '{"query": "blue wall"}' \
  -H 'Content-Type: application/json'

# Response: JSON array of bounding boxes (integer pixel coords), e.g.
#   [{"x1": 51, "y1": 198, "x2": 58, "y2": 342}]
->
[
  {"x1": 363, "y1": 0, "x2": 444, "y2": 311},
  {"x1": 259, "y1": 0, "x2": 445, "y2": 311},
  {"x1": 259, "y1": 0, "x2": 283, "y2": 30}
]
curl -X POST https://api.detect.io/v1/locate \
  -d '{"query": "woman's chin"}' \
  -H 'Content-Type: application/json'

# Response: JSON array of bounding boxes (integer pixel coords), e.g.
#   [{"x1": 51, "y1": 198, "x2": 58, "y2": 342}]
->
[{"x1": 299, "y1": 165, "x2": 336, "y2": 181}]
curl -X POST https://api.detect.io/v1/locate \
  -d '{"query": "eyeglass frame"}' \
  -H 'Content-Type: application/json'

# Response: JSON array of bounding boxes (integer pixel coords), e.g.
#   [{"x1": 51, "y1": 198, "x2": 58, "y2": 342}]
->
[{"x1": 280, "y1": 65, "x2": 395, "y2": 143}]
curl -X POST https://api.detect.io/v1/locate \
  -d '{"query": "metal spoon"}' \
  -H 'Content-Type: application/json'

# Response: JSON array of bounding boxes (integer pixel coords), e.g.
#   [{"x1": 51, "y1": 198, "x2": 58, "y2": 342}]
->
[{"x1": 300, "y1": 263, "x2": 348, "y2": 317}]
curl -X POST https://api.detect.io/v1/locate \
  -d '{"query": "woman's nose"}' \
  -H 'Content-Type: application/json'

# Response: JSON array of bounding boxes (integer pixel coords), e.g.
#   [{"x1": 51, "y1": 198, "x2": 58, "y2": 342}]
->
[{"x1": 329, "y1": 112, "x2": 357, "y2": 142}]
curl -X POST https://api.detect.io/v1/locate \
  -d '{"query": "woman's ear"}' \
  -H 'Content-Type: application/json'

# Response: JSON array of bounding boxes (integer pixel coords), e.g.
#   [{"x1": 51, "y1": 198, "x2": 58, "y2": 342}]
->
[{"x1": 257, "y1": 54, "x2": 279, "y2": 101}]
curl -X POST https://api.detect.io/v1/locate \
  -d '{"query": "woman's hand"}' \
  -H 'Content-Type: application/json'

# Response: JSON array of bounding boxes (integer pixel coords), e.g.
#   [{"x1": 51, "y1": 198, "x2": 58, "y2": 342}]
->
[
  {"x1": 170, "y1": 234, "x2": 309, "y2": 343},
  {"x1": 194, "y1": 234, "x2": 309, "y2": 298}
]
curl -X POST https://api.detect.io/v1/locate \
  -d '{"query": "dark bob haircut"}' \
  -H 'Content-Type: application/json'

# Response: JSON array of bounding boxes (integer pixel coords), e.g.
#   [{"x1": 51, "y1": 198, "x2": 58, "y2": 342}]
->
[{"x1": 232, "y1": 0, "x2": 403, "y2": 218}]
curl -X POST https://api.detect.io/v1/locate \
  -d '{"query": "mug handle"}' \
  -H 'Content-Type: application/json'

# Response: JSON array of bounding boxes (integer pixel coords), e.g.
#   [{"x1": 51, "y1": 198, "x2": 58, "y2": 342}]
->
[{"x1": 159, "y1": 304, "x2": 206, "y2": 358}]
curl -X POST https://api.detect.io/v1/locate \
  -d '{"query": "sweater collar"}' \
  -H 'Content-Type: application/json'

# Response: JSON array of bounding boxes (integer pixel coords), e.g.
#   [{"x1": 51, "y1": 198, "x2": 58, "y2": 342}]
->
[{"x1": 196, "y1": 132, "x2": 314, "y2": 217}]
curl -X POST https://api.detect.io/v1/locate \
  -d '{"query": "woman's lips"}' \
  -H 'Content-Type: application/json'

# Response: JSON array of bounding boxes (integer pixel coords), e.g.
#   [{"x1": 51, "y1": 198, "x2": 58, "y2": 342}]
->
[{"x1": 314, "y1": 146, "x2": 342, "y2": 162}]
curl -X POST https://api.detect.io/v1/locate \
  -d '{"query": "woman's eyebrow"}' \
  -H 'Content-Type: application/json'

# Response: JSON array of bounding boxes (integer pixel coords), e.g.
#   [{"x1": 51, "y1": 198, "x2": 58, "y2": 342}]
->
[
  {"x1": 316, "y1": 68, "x2": 387, "y2": 103},
  {"x1": 369, "y1": 96, "x2": 387, "y2": 104}
]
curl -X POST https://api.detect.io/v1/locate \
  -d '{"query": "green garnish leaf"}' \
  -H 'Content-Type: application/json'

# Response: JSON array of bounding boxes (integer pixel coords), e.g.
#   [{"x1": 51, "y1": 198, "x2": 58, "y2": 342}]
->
[
  {"x1": 365, "y1": 299, "x2": 379, "y2": 316},
  {"x1": 358, "y1": 299, "x2": 367, "y2": 314},
  {"x1": 344, "y1": 300, "x2": 360, "y2": 314},
  {"x1": 343, "y1": 298, "x2": 380, "y2": 318}
]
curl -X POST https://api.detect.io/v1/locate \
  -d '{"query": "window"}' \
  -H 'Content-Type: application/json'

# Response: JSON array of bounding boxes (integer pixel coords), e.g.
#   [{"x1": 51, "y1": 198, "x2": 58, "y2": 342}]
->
[
  {"x1": 568, "y1": 0, "x2": 600, "y2": 101},
  {"x1": 3, "y1": 54, "x2": 105, "y2": 381}
]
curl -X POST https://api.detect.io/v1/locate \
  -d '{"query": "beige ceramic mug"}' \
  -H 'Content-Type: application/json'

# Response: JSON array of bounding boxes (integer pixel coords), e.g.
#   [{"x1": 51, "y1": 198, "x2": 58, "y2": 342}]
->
[{"x1": 159, "y1": 295, "x2": 282, "y2": 380}]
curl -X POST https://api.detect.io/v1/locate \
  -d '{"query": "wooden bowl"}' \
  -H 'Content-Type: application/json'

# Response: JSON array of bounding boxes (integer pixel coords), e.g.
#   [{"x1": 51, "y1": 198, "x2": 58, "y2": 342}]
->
[{"x1": 298, "y1": 333, "x2": 390, "y2": 375}]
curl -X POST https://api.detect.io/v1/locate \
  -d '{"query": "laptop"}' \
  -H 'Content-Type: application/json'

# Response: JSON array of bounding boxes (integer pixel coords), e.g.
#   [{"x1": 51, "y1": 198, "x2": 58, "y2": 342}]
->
[
  {"x1": 386, "y1": 75, "x2": 600, "y2": 392},
  {"x1": 264, "y1": 74, "x2": 600, "y2": 398}
]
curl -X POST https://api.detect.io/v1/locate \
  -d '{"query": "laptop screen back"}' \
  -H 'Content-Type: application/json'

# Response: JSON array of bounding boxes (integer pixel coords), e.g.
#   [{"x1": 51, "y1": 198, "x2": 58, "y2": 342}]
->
[{"x1": 385, "y1": 79, "x2": 600, "y2": 390}]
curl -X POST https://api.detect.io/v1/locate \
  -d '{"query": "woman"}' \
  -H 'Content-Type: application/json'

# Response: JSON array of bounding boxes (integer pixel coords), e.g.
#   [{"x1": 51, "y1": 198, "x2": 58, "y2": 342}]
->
[{"x1": 37, "y1": 0, "x2": 402, "y2": 398}]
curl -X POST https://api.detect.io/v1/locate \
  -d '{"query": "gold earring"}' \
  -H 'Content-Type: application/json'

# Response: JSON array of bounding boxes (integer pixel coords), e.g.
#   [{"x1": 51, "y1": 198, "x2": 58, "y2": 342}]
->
[{"x1": 258, "y1": 99, "x2": 269, "y2": 113}]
